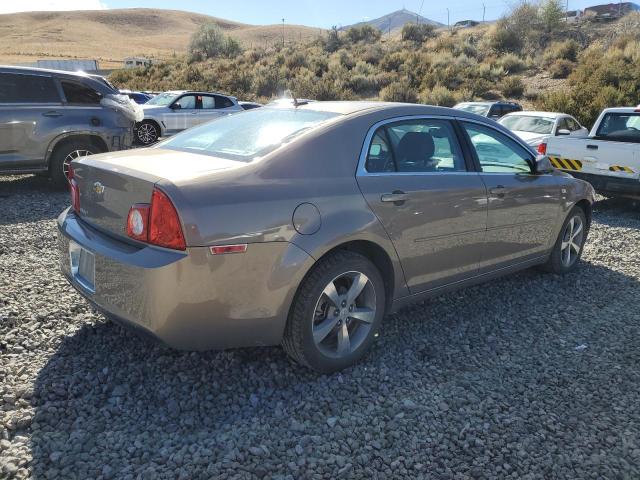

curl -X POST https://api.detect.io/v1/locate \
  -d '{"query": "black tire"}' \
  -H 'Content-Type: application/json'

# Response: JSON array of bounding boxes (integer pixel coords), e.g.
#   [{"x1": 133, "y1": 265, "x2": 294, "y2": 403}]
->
[
  {"x1": 541, "y1": 206, "x2": 588, "y2": 274},
  {"x1": 282, "y1": 250, "x2": 386, "y2": 373},
  {"x1": 49, "y1": 140, "x2": 97, "y2": 189},
  {"x1": 135, "y1": 120, "x2": 160, "y2": 146}
]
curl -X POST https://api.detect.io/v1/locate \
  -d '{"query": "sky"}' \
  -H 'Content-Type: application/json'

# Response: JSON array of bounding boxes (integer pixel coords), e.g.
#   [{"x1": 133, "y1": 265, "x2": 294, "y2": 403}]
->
[{"x1": 0, "y1": 0, "x2": 607, "y2": 26}]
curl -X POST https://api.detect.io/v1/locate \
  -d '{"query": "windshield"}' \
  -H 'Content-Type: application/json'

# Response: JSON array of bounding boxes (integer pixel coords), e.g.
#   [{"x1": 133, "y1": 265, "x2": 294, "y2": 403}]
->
[
  {"x1": 455, "y1": 103, "x2": 490, "y2": 116},
  {"x1": 160, "y1": 108, "x2": 339, "y2": 161},
  {"x1": 499, "y1": 115, "x2": 555, "y2": 135},
  {"x1": 146, "y1": 92, "x2": 180, "y2": 106},
  {"x1": 595, "y1": 113, "x2": 640, "y2": 142}
]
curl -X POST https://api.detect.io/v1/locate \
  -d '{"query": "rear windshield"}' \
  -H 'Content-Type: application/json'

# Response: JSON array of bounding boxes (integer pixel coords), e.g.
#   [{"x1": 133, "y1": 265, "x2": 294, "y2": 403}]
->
[
  {"x1": 455, "y1": 103, "x2": 490, "y2": 116},
  {"x1": 160, "y1": 108, "x2": 339, "y2": 161},
  {"x1": 499, "y1": 115, "x2": 555, "y2": 135},
  {"x1": 595, "y1": 113, "x2": 640, "y2": 142}
]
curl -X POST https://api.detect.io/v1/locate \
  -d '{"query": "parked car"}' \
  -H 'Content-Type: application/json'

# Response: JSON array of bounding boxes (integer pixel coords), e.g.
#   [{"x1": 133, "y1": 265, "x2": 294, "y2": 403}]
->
[
  {"x1": 58, "y1": 102, "x2": 594, "y2": 372},
  {"x1": 542, "y1": 106, "x2": 640, "y2": 198},
  {"x1": 238, "y1": 101, "x2": 263, "y2": 110},
  {"x1": 120, "y1": 90, "x2": 152, "y2": 104},
  {"x1": 0, "y1": 66, "x2": 140, "y2": 187},
  {"x1": 498, "y1": 111, "x2": 588, "y2": 148},
  {"x1": 134, "y1": 90, "x2": 243, "y2": 145},
  {"x1": 453, "y1": 101, "x2": 522, "y2": 119}
]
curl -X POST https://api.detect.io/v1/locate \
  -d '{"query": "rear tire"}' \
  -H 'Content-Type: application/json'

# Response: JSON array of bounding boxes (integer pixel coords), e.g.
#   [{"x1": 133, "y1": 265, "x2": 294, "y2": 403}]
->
[
  {"x1": 541, "y1": 206, "x2": 587, "y2": 274},
  {"x1": 282, "y1": 250, "x2": 385, "y2": 373},
  {"x1": 135, "y1": 120, "x2": 160, "y2": 146},
  {"x1": 49, "y1": 141, "x2": 97, "y2": 189}
]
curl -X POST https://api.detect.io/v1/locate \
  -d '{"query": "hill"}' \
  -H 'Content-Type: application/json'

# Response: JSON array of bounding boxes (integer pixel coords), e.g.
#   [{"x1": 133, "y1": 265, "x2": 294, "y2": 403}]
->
[
  {"x1": 341, "y1": 9, "x2": 444, "y2": 33},
  {"x1": 0, "y1": 8, "x2": 322, "y2": 68}
]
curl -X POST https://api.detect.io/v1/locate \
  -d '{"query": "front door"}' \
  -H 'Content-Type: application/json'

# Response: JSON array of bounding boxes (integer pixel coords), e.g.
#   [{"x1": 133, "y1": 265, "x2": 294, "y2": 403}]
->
[
  {"x1": 165, "y1": 94, "x2": 198, "y2": 133},
  {"x1": 459, "y1": 121, "x2": 562, "y2": 271},
  {"x1": 356, "y1": 117, "x2": 488, "y2": 294}
]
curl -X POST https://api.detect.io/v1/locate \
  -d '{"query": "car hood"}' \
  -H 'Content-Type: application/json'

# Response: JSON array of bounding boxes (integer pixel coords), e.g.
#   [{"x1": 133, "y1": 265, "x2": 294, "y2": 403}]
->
[
  {"x1": 512, "y1": 130, "x2": 549, "y2": 145},
  {"x1": 141, "y1": 105, "x2": 168, "y2": 112}
]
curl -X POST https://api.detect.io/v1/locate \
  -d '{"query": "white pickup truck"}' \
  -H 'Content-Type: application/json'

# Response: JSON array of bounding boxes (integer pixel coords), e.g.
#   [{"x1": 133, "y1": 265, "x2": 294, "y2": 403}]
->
[{"x1": 541, "y1": 107, "x2": 640, "y2": 198}]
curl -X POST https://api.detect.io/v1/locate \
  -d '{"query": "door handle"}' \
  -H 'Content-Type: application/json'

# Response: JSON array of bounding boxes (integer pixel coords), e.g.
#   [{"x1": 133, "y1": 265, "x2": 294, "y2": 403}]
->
[
  {"x1": 381, "y1": 191, "x2": 409, "y2": 204},
  {"x1": 586, "y1": 144, "x2": 598, "y2": 150},
  {"x1": 489, "y1": 185, "x2": 507, "y2": 198},
  {"x1": 42, "y1": 111, "x2": 62, "y2": 117}
]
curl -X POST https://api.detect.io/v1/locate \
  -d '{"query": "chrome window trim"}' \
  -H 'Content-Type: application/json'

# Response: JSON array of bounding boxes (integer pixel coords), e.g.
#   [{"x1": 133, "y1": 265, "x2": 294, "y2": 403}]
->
[{"x1": 357, "y1": 114, "x2": 476, "y2": 177}]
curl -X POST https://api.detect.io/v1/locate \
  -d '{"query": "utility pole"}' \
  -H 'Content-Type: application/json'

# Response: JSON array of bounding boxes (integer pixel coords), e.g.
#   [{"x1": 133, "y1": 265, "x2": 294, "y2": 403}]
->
[
  {"x1": 482, "y1": 3, "x2": 486, "y2": 23},
  {"x1": 418, "y1": 0, "x2": 424, "y2": 24},
  {"x1": 282, "y1": 18, "x2": 285, "y2": 47}
]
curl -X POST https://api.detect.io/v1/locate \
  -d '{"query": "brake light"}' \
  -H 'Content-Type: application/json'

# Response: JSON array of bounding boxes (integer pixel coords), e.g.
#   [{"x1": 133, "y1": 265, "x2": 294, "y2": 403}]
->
[
  {"x1": 68, "y1": 165, "x2": 80, "y2": 213},
  {"x1": 126, "y1": 204, "x2": 150, "y2": 241},
  {"x1": 149, "y1": 188, "x2": 186, "y2": 250},
  {"x1": 126, "y1": 188, "x2": 186, "y2": 250},
  {"x1": 537, "y1": 142, "x2": 547, "y2": 155}
]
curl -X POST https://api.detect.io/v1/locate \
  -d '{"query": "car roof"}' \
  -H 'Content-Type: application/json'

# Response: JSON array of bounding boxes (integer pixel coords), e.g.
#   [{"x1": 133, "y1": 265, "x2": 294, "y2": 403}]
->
[
  {"x1": 601, "y1": 107, "x2": 639, "y2": 114},
  {"x1": 0, "y1": 65, "x2": 116, "y2": 93}
]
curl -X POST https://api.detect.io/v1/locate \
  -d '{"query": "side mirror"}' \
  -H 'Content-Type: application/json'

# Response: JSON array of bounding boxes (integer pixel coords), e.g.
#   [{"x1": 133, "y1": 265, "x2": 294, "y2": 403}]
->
[
  {"x1": 170, "y1": 103, "x2": 182, "y2": 110},
  {"x1": 557, "y1": 129, "x2": 571, "y2": 136},
  {"x1": 535, "y1": 155, "x2": 554, "y2": 174}
]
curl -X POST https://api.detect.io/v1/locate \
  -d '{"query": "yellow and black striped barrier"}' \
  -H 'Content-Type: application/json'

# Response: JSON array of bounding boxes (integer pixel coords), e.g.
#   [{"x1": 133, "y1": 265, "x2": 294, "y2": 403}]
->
[
  {"x1": 609, "y1": 165, "x2": 634, "y2": 173},
  {"x1": 548, "y1": 156, "x2": 583, "y2": 171}
]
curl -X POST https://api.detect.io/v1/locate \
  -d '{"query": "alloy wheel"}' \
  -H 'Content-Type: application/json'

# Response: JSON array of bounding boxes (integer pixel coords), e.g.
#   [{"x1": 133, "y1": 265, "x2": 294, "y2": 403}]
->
[
  {"x1": 63, "y1": 149, "x2": 93, "y2": 179},
  {"x1": 312, "y1": 271, "x2": 376, "y2": 358},
  {"x1": 137, "y1": 123, "x2": 158, "y2": 144},
  {"x1": 560, "y1": 215, "x2": 584, "y2": 268}
]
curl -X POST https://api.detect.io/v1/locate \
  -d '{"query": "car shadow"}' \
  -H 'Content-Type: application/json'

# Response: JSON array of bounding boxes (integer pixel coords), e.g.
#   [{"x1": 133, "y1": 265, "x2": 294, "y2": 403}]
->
[
  {"x1": 26, "y1": 261, "x2": 640, "y2": 478},
  {"x1": 593, "y1": 196, "x2": 640, "y2": 228}
]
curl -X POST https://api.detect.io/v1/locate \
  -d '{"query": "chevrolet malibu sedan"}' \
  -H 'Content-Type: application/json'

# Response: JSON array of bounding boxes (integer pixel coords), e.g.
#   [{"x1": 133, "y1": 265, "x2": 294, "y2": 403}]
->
[{"x1": 58, "y1": 102, "x2": 595, "y2": 372}]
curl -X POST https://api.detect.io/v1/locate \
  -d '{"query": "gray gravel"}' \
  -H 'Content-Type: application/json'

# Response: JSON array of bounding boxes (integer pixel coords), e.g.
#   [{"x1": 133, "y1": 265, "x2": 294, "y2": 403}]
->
[{"x1": 1, "y1": 174, "x2": 640, "y2": 479}]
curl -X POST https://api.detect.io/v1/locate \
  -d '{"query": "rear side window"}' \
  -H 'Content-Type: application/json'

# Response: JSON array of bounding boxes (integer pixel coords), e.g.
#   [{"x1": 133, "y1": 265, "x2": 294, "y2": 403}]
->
[
  {"x1": 0, "y1": 73, "x2": 59, "y2": 103},
  {"x1": 60, "y1": 80, "x2": 101, "y2": 105},
  {"x1": 366, "y1": 119, "x2": 466, "y2": 173},
  {"x1": 215, "y1": 96, "x2": 234, "y2": 109},
  {"x1": 595, "y1": 113, "x2": 640, "y2": 143}
]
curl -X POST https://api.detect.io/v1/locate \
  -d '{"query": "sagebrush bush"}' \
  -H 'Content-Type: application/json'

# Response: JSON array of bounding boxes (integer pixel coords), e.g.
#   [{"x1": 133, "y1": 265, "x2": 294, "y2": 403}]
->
[
  {"x1": 419, "y1": 85, "x2": 458, "y2": 106},
  {"x1": 548, "y1": 59, "x2": 574, "y2": 78},
  {"x1": 497, "y1": 53, "x2": 526, "y2": 73},
  {"x1": 500, "y1": 76, "x2": 524, "y2": 98},
  {"x1": 379, "y1": 81, "x2": 418, "y2": 103},
  {"x1": 543, "y1": 40, "x2": 580, "y2": 64}
]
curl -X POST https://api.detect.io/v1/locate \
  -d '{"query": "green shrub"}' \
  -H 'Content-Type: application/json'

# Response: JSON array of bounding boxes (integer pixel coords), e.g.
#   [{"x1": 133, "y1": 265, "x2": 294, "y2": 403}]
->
[
  {"x1": 379, "y1": 81, "x2": 418, "y2": 103},
  {"x1": 401, "y1": 23, "x2": 436, "y2": 43},
  {"x1": 543, "y1": 40, "x2": 580, "y2": 64},
  {"x1": 486, "y1": 22, "x2": 522, "y2": 53},
  {"x1": 497, "y1": 53, "x2": 526, "y2": 73},
  {"x1": 380, "y1": 51, "x2": 407, "y2": 72},
  {"x1": 189, "y1": 23, "x2": 243, "y2": 60},
  {"x1": 548, "y1": 59, "x2": 574, "y2": 78},
  {"x1": 345, "y1": 24, "x2": 381, "y2": 43},
  {"x1": 500, "y1": 76, "x2": 524, "y2": 98},
  {"x1": 419, "y1": 85, "x2": 458, "y2": 106}
]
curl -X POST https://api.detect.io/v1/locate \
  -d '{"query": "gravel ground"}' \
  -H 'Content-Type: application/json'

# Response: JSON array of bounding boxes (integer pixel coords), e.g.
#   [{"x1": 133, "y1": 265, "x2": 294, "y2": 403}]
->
[{"x1": 1, "y1": 174, "x2": 640, "y2": 479}]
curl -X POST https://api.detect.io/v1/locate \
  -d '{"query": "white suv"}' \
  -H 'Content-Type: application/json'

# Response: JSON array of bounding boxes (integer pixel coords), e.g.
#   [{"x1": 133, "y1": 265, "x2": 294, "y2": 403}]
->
[{"x1": 135, "y1": 90, "x2": 243, "y2": 145}]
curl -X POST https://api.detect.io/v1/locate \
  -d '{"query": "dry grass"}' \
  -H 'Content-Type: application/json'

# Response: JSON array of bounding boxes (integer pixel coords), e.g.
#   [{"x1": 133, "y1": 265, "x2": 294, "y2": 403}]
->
[{"x1": 0, "y1": 8, "x2": 323, "y2": 67}]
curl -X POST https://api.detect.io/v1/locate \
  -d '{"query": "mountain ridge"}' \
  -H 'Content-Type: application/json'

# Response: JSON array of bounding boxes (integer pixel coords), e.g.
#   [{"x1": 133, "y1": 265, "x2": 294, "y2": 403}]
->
[{"x1": 340, "y1": 8, "x2": 444, "y2": 32}]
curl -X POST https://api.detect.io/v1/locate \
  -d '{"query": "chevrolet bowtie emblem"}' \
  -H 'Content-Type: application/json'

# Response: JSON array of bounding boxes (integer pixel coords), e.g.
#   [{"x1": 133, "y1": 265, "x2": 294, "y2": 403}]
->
[{"x1": 93, "y1": 182, "x2": 105, "y2": 195}]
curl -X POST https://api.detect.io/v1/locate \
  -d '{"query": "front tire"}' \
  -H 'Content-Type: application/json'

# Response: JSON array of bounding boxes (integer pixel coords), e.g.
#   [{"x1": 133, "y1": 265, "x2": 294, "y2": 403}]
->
[
  {"x1": 283, "y1": 251, "x2": 385, "y2": 373},
  {"x1": 50, "y1": 141, "x2": 97, "y2": 188},
  {"x1": 542, "y1": 206, "x2": 587, "y2": 274},
  {"x1": 135, "y1": 120, "x2": 160, "y2": 146}
]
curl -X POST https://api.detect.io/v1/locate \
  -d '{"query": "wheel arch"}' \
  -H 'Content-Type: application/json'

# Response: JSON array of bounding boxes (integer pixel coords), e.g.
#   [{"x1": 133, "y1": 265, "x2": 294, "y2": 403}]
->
[
  {"x1": 46, "y1": 133, "x2": 108, "y2": 169},
  {"x1": 137, "y1": 118, "x2": 163, "y2": 135},
  {"x1": 574, "y1": 198, "x2": 592, "y2": 230}
]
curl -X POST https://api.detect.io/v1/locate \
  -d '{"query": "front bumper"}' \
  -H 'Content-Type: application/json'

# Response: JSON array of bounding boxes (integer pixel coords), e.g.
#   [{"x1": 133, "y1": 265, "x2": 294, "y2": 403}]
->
[{"x1": 57, "y1": 208, "x2": 314, "y2": 350}]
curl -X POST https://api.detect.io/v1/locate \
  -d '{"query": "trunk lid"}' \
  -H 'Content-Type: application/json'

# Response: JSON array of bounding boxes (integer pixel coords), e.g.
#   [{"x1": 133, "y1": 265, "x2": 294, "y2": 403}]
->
[{"x1": 73, "y1": 147, "x2": 244, "y2": 238}]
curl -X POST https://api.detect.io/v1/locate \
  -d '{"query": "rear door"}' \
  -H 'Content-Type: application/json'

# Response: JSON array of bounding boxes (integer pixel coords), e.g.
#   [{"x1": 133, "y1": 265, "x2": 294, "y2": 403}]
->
[
  {"x1": 197, "y1": 95, "x2": 237, "y2": 125},
  {"x1": 356, "y1": 116, "x2": 488, "y2": 293},
  {"x1": 0, "y1": 71, "x2": 62, "y2": 171},
  {"x1": 459, "y1": 121, "x2": 562, "y2": 270}
]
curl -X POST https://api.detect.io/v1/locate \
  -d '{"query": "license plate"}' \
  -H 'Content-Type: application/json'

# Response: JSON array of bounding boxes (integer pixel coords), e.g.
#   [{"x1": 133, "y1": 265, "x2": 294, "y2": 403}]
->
[{"x1": 69, "y1": 241, "x2": 95, "y2": 293}]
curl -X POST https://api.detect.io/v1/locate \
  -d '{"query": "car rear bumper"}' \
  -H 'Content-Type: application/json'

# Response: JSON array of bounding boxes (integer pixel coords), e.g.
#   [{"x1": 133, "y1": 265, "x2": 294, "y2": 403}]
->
[{"x1": 57, "y1": 208, "x2": 315, "y2": 350}]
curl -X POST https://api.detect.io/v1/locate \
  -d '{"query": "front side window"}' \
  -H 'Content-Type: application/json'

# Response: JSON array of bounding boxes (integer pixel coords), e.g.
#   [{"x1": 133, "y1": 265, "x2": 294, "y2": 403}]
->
[
  {"x1": 60, "y1": 80, "x2": 101, "y2": 105},
  {"x1": 567, "y1": 117, "x2": 581, "y2": 131},
  {"x1": 365, "y1": 119, "x2": 466, "y2": 173},
  {"x1": 595, "y1": 113, "x2": 640, "y2": 142},
  {"x1": 0, "y1": 73, "x2": 59, "y2": 103},
  {"x1": 556, "y1": 117, "x2": 570, "y2": 133},
  {"x1": 146, "y1": 92, "x2": 179, "y2": 106},
  {"x1": 462, "y1": 122, "x2": 533, "y2": 174},
  {"x1": 161, "y1": 108, "x2": 338, "y2": 161},
  {"x1": 174, "y1": 95, "x2": 196, "y2": 109}
]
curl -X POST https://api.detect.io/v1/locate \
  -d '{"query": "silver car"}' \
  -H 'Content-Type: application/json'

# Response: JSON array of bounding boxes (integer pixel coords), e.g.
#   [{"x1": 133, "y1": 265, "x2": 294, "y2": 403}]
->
[
  {"x1": 135, "y1": 90, "x2": 243, "y2": 145},
  {"x1": 498, "y1": 111, "x2": 589, "y2": 150},
  {"x1": 58, "y1": 102, "x2": 595, "y2": 372}
]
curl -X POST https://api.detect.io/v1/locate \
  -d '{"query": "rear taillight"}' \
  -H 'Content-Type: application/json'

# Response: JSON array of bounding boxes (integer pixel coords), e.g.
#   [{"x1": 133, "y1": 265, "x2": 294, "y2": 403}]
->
[
  {"x1": 68, "y1": 165, "x2": 80, "y2": 213},
  {"x1": 126, "y1": 188, "x2": 186, "y2": 250},
  {"x1": 126, "y1": 204, "x2": 151, "y2": 242},
  {"x1": 537, "y1": 142, "x2": 547, "y2": 155}
]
